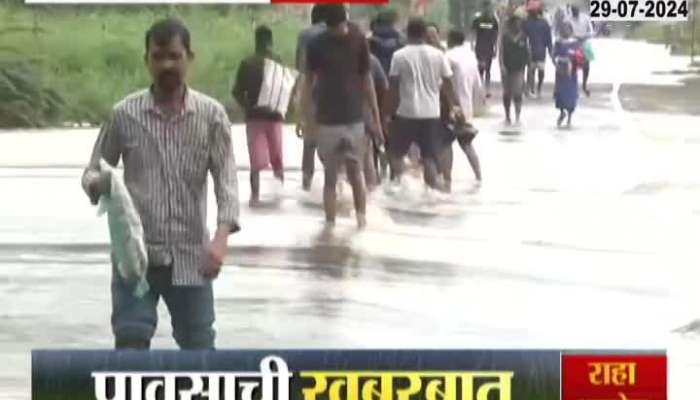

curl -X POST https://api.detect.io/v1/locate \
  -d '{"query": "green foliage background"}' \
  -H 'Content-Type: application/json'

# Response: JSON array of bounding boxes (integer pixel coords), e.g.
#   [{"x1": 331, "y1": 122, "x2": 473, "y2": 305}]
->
[{"x1": 0, "y1": 2, "x2": 306, "y2": 127}]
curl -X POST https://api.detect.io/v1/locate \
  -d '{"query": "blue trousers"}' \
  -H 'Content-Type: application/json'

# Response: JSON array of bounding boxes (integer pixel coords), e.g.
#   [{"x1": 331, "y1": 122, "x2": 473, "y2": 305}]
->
[{"x1": 111, "y1": 263, "x2": 215, "y2": 349}]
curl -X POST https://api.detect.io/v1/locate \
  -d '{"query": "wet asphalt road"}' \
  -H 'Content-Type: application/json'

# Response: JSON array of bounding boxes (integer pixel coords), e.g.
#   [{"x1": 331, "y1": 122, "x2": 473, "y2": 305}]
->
[{"x1": 0, "y1": 39, "x2": 699, "y2": 399}]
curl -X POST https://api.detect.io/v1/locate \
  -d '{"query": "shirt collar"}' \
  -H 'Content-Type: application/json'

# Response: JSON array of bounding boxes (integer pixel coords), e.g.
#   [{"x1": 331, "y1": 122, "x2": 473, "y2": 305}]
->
[{"x1": 145, "y1": 85, "x2": 196, "y2": 116}]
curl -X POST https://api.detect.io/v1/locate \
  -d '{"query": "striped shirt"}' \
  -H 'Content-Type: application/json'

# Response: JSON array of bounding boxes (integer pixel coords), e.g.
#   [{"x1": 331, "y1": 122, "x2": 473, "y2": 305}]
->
[{"x1": 82, "y1": 87, "x2": 240, "y2": 286}]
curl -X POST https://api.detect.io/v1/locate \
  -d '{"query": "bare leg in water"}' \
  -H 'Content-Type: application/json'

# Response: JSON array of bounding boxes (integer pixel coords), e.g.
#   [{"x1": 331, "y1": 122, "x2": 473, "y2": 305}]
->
[
  {"x1": 250, "y1": 171, "x2": 260, "y2": 205},
  {"x1": 503, "y1": 95, "x2": 512, "y2": 124},
  {"x1": 422, "y1": 157, "x2": 441, "y2": 191},
  {"x1": 345, "y1": 158, "x2": 367, "y2": 228},
  {"x1": 557, "y1": 108, "x2": 566, "y2": 127},
  {"x1": 460, "y1": 141, "x2": 482, "y2": 181},
  {"x1": 514, "y1": 93, "x2": 523, "y2": 124},
  {"x1": 302, "y1": 139, "x2": 316, "y2": 191},
  {"x1": 323, "y1": 160, "x2": 339, "y2": 225},
  {"x1": 324, "y1": 155, "x2": 367, "y2": 228},
  {"x1": 582, "y1": 61, "x2": 590, "y2": 96},
  {"x1": 441, "y1": 139, "x2": 482, "y2": 189},
  {"x1": 537, "y1": 68, "x2": 545, "y2": 97}
]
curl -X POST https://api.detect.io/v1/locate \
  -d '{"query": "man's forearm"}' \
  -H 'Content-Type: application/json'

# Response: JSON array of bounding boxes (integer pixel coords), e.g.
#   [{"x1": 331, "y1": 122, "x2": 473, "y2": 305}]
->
[
  {"x1": 214, "y1": 224, "x2": 233, "y2": 243},
  {"x1": 363, "y1": 75, "x2": 381, "y2": 134},
  {"x1": 300, "y1": 74, "x2": 314, "y2": 125},
  {"x1": 442, "y1": 79, "x2": 460, "y2": 110},
  {"x1": 388, "y1": 79, "x2": 400, "y2": 116},
  {"x1": 232, "y1": 91, "x2": 247, "y2": 112}
]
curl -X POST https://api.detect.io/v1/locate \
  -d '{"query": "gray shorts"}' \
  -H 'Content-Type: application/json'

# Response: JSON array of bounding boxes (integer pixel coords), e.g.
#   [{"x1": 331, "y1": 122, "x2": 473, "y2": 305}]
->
[
  {"x1": 530, "y1": 60, "x2": 546, "y2": 70},
  {"x1": 317, "y1": 122, "x2": 366, "y2": 169}
]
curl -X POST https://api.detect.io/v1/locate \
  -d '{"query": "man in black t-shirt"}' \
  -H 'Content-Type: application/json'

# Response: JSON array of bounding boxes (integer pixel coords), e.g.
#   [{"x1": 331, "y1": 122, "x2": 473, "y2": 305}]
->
[
  {"x1": 471, "y1": 1, "x2": 499, "y2": 96},
  {"x1": 304, "y1": 5, "x2": 383, "y2": 229}
]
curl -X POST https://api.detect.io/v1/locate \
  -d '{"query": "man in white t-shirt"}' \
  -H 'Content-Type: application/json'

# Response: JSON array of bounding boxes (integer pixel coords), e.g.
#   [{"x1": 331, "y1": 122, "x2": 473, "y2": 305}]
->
[
  {"x1": 438, "y1": 30, "x2": 483, "y2": 190},
  {"x1": 570, "y1": 5, "x2": 593, "y2": 96},
  {"x1": 388, "y1": 18, "x2": 461, "y2": 190}
]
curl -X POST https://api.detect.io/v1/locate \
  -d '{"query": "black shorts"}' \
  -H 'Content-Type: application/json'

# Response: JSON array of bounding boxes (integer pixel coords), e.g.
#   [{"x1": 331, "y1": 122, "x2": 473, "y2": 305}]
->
[{"x1": 388, "y1": 117, "x2": 441, "y2": 162}]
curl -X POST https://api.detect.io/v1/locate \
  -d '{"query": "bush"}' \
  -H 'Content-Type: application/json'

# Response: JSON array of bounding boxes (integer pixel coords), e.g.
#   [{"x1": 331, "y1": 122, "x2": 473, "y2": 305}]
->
[
  {"x1": 0, "y1": 63, "x2": 64, "y2": 128},
  {"x1": 0, "y1": 4, "x2": 305, "y2": 127}
]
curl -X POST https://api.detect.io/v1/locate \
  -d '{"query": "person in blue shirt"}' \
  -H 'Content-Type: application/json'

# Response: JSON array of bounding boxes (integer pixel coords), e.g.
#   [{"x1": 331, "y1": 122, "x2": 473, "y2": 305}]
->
[{"x1": 524, "y1": 8, "x2": 553, "y2": 98}]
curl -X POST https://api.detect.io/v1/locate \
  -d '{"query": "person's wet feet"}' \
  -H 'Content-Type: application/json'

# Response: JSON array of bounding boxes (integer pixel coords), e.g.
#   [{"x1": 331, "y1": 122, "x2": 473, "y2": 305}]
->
[
  {"x1": 302, "y1": 177, "x2": 311, "y2": 192},
  {"x1": 318, "y1": 220, "x2": 335, "y2": 242},
  {"x1": 249, "y1": 197, "x2": 261, "y2": 208},
  {"x1": 584, "y1": 88, "x2": 591, "y2": 97},
  {"x1": 557, "y1": 111, "x2": 566, "y2": 128},
  {"x1": 356, "y1": 213, "x2": 367, "y2": 229}
]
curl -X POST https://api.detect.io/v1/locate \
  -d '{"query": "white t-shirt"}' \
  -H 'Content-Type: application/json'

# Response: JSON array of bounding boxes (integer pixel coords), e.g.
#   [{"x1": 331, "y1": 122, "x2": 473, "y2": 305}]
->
[
  {"x1": 446, "y1": 45, "x2": 482, "y2": 121},
  {"x1": 389, "y1": 44, "x2": 453, "y2": 119},
  {"x1": 570, "y1": 14, "x2": 593, "y2": 39}
]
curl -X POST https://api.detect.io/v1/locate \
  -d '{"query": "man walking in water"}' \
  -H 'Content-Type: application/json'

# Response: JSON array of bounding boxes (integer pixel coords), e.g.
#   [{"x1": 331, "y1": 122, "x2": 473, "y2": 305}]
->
[
  {"x1": 439, "y1": 29, "x2": 483, "y2": 190},
  {"x1": 81, "y1": 18, "x2": 240, "y2": 349},
  {"x1": 233, "y1": 26, "x2": 284, "y2": 205},
  {"x1": 365, "y1": 53, "x2": 389, "y2": 190},
  {"x1": 472, "y1": 1, "x2": 499, "y2": 97},
  {"x1": 296, "y1": 5, "x2": 329, "y2": 191},
  {"x1": 524, "y1": 5, "x2": 552, "y2": 98},
  {"x1": 570, "y1": 5, "x2": 593, "y2": 96},
  {"x1": 499, "y1": 15, "x2": 529, "y2": 126},
  {"x1": 388, "y1": 17, "x2": 460, "y2": 191},
  {"x1": 305, "y1": 4, "x2": 383, "y2": 228}
]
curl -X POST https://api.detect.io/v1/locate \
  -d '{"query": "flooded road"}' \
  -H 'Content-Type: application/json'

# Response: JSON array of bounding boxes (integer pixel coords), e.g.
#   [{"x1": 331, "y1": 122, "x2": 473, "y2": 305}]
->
[{"x1": 1, "y1": 39, "x2": 699, "y2": 399}]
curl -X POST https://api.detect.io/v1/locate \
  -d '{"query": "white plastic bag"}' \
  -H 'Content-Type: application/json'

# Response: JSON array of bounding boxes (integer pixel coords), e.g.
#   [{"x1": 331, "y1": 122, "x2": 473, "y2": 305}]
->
[
  {"x1": 256, "y1": 58, "x2": 299, "y2": 118},
  {"x1": 96, "y1": 159, "x2": 149, "y2": 297}
]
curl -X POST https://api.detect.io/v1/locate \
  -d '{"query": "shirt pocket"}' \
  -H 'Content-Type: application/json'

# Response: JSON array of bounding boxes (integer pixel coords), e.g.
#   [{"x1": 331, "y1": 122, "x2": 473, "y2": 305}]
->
[
  {"x1": 179, "y1": 134, "x2": 209, "y2": 189},
  {"x1": 120, "y1": 128, "x2": 149, "y2": 173}
]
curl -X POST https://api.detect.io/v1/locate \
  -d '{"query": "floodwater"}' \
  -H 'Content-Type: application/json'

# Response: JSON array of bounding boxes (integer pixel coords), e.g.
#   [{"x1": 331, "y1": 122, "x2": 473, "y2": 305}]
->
[{"x1": 0, "y1": 39, "x2": 698, "y2": 399}]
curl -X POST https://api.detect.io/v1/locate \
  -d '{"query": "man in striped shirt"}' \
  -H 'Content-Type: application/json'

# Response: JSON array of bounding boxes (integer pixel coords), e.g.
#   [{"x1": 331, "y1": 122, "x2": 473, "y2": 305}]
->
[{"x1": 81, "y1": 18, "x2": 240, "y2": 350}]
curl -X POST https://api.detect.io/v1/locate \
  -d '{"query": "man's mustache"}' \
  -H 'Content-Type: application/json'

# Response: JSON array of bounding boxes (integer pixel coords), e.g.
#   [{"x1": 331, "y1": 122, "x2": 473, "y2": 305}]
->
[{"x1": 157, "y1": 71, "x2": 180, "y2": 80}]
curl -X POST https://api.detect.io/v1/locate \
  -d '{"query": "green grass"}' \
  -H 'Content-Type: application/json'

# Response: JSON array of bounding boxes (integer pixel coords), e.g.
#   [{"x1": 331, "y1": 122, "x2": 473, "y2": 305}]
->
[
  {"x1": 0, "y1": 4, "x2": 306, "y2": 126},
  {"x1": 628, "y1": 21, "x2": 700, "y2": 57}
]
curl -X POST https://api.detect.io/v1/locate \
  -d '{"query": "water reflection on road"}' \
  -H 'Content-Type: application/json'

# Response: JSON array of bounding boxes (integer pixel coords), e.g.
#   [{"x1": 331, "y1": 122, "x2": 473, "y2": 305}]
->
[{"x1": 0, "y1": 39, "x2": 698, "y2": 399}]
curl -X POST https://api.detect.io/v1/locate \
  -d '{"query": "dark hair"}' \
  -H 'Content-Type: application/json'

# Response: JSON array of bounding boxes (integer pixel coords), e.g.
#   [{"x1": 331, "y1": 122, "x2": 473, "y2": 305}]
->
[
  {"x1": 370, "y1": 16, "x2": 379, "y2": 31},
  {"x1": 145, "y1": 18, "x2": 191, "y2": 54},
  {"x1": 447, "y1": 29, "x2": 465, "y2": 47},
  {"x1": 506, "y1": 15, "x2": 522, "y2": 34},
  {"x1": 311, "y1": 4, "x2": 329, "y2": 25},
  {"x1": 324, "y1": 4, "x2": 348, "y2": 28},
  {"x1": 406, "y1": 18, "x2": 427, "y2": 40},
  {"x1": 382, "y1": 9, "x2": 399, "y2": 24},
  {"x1": 571, "y1": 5, "x2": 580, "y2": 16},
  {"x1": 255, "y1": 25, "x2": 272, "y2": 51}
]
